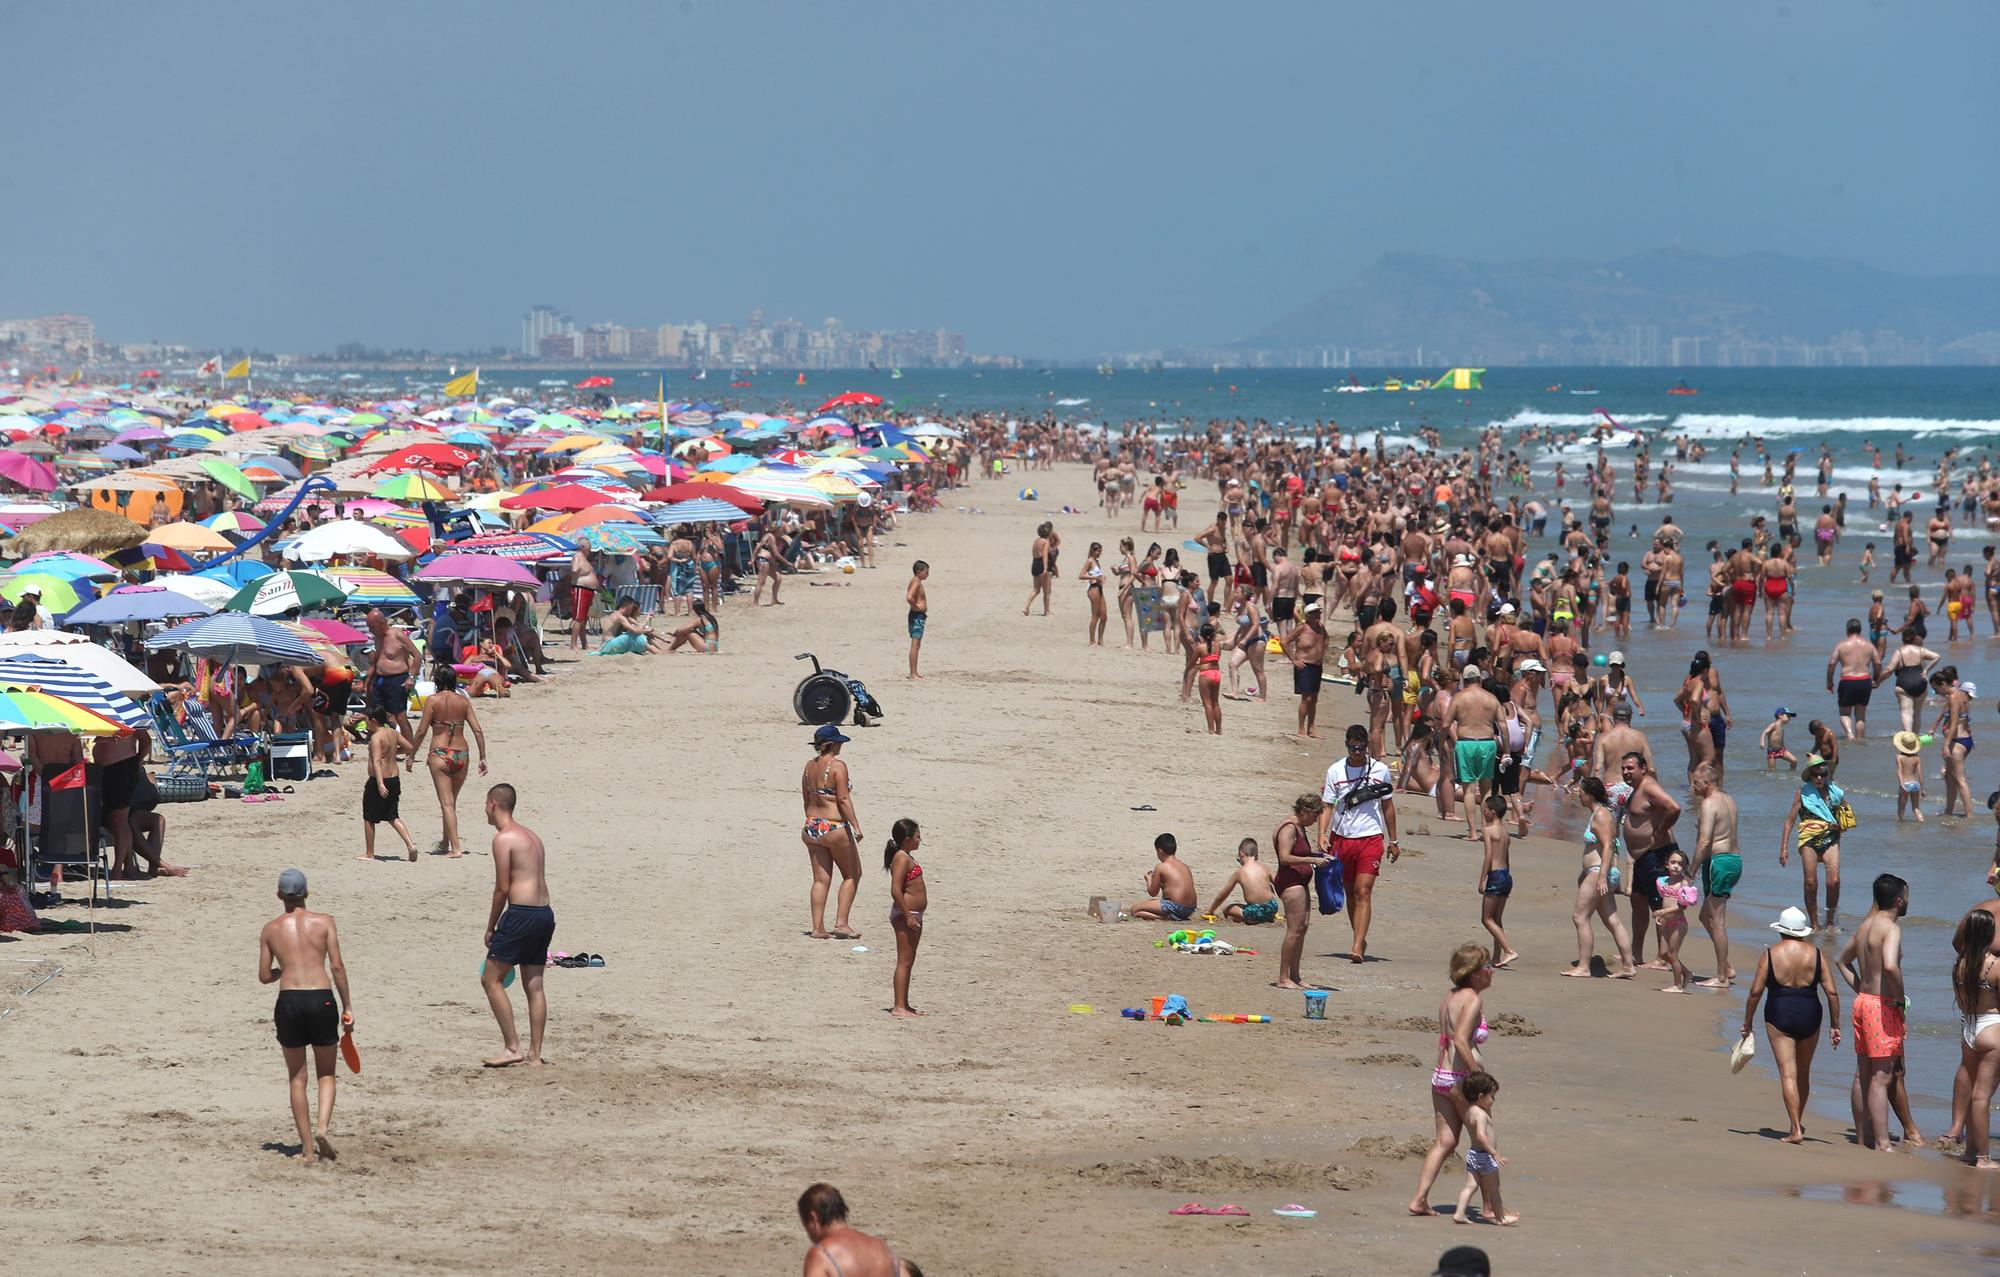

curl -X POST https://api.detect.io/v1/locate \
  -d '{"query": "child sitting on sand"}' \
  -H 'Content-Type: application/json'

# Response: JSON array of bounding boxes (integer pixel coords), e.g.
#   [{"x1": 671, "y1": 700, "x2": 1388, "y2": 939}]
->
[
  {"x1": 1894, "y1": 731, "x2": 1926, "y2": 822},
  {"x1": 1761, "y1": 708, "x2": 1799, "y2": 772},
  {"x1": 1452, "y1": 1072, "x2": 1517, "y2": 1226},
  {"x1": 1204, "y1": 838, "x2": 1278, "y2": 924},
  {"x1": 1652, "y1": 850, "x2": 1700, "y2": 992},
  {"x1": 1128, "y1": 833, "x2": 1198, "y2": 922}
]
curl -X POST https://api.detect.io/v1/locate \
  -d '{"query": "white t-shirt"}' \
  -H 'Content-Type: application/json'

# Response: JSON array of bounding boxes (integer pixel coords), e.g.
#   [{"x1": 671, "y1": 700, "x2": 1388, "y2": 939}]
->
[{"x1": 1322, "y1": 756, "x2": 1393, "y2": 839}]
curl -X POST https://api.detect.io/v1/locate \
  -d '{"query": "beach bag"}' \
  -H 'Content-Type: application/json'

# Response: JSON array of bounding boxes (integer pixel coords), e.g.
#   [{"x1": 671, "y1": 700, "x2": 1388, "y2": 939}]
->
[
  {"x1": 1315, "y1": 855, "x2": 1346, "y2": 915},
  {"x1": 244, "y1": 760, "x2": 267, "y2": 795},
  {"x1": 1834, "y1": 799, "x2": 1858, "y2": 831}
]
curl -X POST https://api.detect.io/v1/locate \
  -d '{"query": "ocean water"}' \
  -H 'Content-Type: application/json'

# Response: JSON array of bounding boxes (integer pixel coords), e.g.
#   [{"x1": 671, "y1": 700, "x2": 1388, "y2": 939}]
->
[{"x1": 369, "y1": 361, "x2": 2000, "y2": 1125}]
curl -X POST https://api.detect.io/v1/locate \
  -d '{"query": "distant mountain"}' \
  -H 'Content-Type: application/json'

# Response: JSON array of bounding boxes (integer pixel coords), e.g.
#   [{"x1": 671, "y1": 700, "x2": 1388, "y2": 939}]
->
[{"x1": 1246, "y1": 249, "x2": 2000, "y2": 363}]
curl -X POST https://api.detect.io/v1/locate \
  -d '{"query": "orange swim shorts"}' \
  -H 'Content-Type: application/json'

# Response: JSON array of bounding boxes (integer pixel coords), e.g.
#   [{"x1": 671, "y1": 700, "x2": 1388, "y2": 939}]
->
[{"x1": 1851, "y1": 992, "x2": 1906, "y2": 1059}]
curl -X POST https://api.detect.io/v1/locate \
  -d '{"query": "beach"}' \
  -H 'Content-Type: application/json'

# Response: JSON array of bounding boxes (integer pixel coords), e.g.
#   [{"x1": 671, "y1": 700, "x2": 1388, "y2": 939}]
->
[{"x1": 0, "y1": 459, "x2": 1992, "y2": 1275}]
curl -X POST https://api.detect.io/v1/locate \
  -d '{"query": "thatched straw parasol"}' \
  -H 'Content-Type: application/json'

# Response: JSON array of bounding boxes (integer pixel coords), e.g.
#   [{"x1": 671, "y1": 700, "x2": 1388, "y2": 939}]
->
[{"x1": 8, "y1": 507, "x2": 149, "y2": 558}]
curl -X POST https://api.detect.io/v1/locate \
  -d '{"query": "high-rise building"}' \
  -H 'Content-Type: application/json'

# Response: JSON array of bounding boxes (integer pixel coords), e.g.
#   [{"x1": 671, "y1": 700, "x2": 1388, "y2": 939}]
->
[
  {"x1": 537, "y1": 332, "x2": 576, "y2": 359},
  {"x1": 521, "y1": 304, "x2": 568, "y2": 356},
  {"x1": 34, "y1": 314, "x2": 95, "y2": 356}
]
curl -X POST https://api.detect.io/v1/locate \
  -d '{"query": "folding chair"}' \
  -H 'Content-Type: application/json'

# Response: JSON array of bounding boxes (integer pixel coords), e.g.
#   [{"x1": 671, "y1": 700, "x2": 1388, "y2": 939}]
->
[{"x1": 32, "y1": 763, "x2": 112, "y2": 904}]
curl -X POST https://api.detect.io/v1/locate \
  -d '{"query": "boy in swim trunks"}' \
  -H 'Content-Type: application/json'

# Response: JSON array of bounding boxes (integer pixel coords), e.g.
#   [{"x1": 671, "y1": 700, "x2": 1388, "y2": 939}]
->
[
  {"x1": 1760, "y1": 708, "x2": 1799, "y2": 772},
  {"x1": 1129, "y1": 832, "x2": 1198, "y2": 922},
  {"x1": 1205, "y1": 837, "x2": 1280, "y2": 924},
  {"x1": 1839, "y1": 874, "x2": 1909, "y2": 1152},
  {"x1": 906, "y1": 560, "x2": 928, "y2": 680}
]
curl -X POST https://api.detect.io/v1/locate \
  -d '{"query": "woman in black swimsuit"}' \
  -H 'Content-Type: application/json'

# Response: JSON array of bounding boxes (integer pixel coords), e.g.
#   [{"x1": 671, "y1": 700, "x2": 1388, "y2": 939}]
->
[
  {"x1": 1739, "y1": 907, "x2": 1842, "y2": 1144},
  {"x1": 1021, "y1": 521, "x2": 1054, "y2": 617},
  {"x1": 1880, "y1": 627, "x2": 1938, "y2": 733}
]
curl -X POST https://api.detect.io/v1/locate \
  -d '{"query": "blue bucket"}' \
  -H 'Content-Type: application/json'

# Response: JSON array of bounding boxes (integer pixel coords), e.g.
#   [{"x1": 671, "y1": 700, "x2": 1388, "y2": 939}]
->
[{"x1": 1303, "y1": 990, "x2": 1329, "y2": 1020}]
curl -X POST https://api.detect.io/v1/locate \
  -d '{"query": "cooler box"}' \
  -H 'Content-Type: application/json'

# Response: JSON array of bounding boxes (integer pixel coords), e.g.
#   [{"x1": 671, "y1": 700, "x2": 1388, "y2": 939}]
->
[{"x1": 269, "y1": 731, "x2": 312, "y2": 782}]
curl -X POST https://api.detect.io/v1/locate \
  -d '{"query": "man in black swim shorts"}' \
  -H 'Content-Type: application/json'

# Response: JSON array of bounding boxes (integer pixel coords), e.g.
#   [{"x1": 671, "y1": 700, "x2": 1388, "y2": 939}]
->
[
  {"x1": 258, "y1": 868, "x2": 352, "y2": 1165},
  {"x1": 481, "y1": 783, "x2": 556, "y2": 1068}
]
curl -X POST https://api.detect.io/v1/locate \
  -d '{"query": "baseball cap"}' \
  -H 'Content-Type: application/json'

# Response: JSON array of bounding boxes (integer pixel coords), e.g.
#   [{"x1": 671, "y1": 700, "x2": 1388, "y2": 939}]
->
[
  {"x1": 1302, "y1": 601, "x2": 1322, "y2": 614},
  {"x1": 1775, "y1": 706, "x2": 1797, "y2": 719},
  {"x1": 1516, "y1": 658, "x2": 1547, "y2": 674},
  {"x1": 1432, "y1": 1246, "x2": 1491, "y2": 1277},
  {"x1": 813, "y1": 724, "x2": 852, "y2": 746},
  {"x1": 1496, "y1": 602, "x2": 1515, "y2": 616},
  {"x1": 1607, "y1": 651, "x2": 1626, "y2": 666},
  {"x1": 277, "y1": 867, "x2": 308, "y2": 898},
  {"x1": 1461, "y1": 665, "x2": 1483, "y2": 682},
  {"x1": 1611, "y1": 704, "x2": 1634, "y2": 721}
]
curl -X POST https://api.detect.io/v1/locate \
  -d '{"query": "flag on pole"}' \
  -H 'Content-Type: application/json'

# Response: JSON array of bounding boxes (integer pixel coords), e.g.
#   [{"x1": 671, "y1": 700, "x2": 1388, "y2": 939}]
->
[
  {"x1": 224, "y1": 358, "x2": 251, "y2": 378},
  {"x1": 199, "y1": 357, "x2": 220, "y2": 375},
  {"x1": 69, "y1": 367, "x2": 83, "y2": 384},
  {"x1": 443, "y1": 368, "x2": 479, "y2": 397},
  {"x1": 50, "y1": 762, "x2": 86, "y2": 791}
]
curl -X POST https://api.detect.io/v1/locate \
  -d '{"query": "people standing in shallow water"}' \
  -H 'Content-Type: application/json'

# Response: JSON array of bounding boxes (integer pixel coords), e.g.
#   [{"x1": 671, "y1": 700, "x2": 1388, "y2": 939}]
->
[{"x1": 1740, "y1": 906, "x2": 1842, "y2": 1144}]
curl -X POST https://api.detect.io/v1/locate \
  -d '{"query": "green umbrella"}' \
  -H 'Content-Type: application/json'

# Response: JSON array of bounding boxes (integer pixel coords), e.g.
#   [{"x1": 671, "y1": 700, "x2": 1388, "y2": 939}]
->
[
  {"x1": 198, "y1": 457, "x2": 260, "y2": 501},
  {"x1": 223, "y1": 570, "x2": 348, "y2": 616},
  {"x1": 0, "y1": 572, "x2": 86, "y2": 614}
]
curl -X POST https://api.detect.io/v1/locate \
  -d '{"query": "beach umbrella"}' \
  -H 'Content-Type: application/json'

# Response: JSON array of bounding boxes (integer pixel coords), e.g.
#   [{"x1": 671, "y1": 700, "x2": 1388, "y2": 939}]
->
[
  {"x1": 144, "y1": 612, "x2": 318, "y2": 666},
  {"x1": 539, "y1": 434, "x2": 609, "y2": 455},
  {"x1": 0, "y1": 573, "x2": 86, "y2": 614},
  {"x1": 0, "y1": 652, "x2": 151, "y2": 730},
  {"x1": 448, "y1": 532, "x2": 574, "y2": 562},
  {"x1": 498, "y1": 484, "x2": 608, "y2": 512},
  {"x1": 414, "y1": 553, "x2": 539, "y2": 588},
  {"x1": 641, "y1": 482, "x2": 763, "y2": 512},
  {"x1": 298, "y1": 617, "x2": 369, "y2": 646},
  {"x1": 198, "y1": 458, "x2": 259, "y2": 501},
  {"x1": 729, "y1": 472, "x2": 835, "y2": 508},
  {"x1": 655, "y1": 498, "x2": 748, "y2": 526},
  {"x1": 147, "y1": 521, "x2": 235, "y2": 553},
  {"x1": 0, "y1": 452, "x2": 60, "y2": 491},
  {"x1": 570, "y1": 524, "x2": 653, "y2": 554},
  {"x1": 698, "y1": 454, "x2": 758, "y2": 473},
  {"x1": 372, "y1": 473, "x2": 451, "y2": 501},
  {"x1": 273, "y1": 621, "x2": 353, "y2": 666},
  {"x1": 0, "y1": 630, "x2": 163, "y2": 694},
  {"x1": 201, "y1": 511, "x2": 267, "y2": 535},
  {"x1": 284, "y1": 436, "x2": 344, "y2": 461},
  {"x1": 66, "y1": 583, "x2": 217, "y2": 625},
  {"x1": 816, "y1": 392, "x2": 882, "y2": 413},
  {"x1": 575, "y1": 376, "x2": 616, "y2": 389},
  {"x1": 112, "y1": 426, "x2": 169, "y2": 445},
  {"x1": 281, "y1": 519, "x2": 417, "y2": 563},
  {"x1": 191, "y1": 558, "x2": 276, "y2": 588},
  {"x1": 96, "y1": 443, "x2": 144, "y2": 462},
  {"x1": 309, "y1": 565, "x2": 420, "y2": 608},
  {"x1": 557, "y1": 505, "x2": 648, "y2": 531},
  {"x1": 57, "y1": 453, "x2": 120, "y2": 473},
  {"x1": 160, "y1": 572, "x2": 252, "y2": 607},
  {"x1": 10, "y1": 551, "x2": 121, "y2": 581},
  {"x1": 367, "y1": 442, "x2": 477, "y2": 473},
  {"x1": 223, "y1": 570, "x2": 347, "y2": 616},
  {"x1": 0, "y1": 688, "x2": 128, "y2": 735}
]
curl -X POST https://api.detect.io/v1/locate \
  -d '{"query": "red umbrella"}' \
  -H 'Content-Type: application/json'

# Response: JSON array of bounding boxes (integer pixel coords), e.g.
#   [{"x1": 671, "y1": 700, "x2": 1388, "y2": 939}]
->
[
  {"x1": 498, "y1": 483, "x2": 612, "y2": 512},
  {"x1": 816, "y1": 392, "x2": 882, "y2": 413},
  {"x1": 365, "y1": 443, "x2": 477, "y2": 473},
  {"x1": 575, "y1": 375, "x2": 616, "y2": 390},
  {"x1": 227, "y1": 413, "x2": 273, "y2": 432},
  {"x1": 138, "y1": 369, "x2": 161, "y2": 378},
  {"x1": 641, "y1": 482, "x2": 762, "y2": 512}
]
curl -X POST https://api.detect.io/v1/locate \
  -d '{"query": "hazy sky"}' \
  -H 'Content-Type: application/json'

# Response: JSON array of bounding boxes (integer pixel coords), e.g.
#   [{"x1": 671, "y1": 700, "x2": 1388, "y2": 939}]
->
[{"x1": 9, "y1": 1, "x2": 1995, "y2": 356}]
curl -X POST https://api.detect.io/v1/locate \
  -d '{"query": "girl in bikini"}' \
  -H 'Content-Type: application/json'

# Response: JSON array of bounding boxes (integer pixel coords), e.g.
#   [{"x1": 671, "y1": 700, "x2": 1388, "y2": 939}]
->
[
  {"x1": 801, "y1": 725, "x2": 863, "y2": 940},
  {"x1": 885, "y1": 818, "x2": 927, "y2": 1018},
  {"x1": 1408, "y1": 942, "x2": 1495, "y2": 1217},
  {"x1": 1078, "y1": 541, "x2": 1108, "y2": 646},
  {"x1": 406, "y1": 664, "x2": 488, "y2": 858},
  {"x1": 698, "y1": 526, "x2": 725, "y2": 613},
  {"x1": 1195, "y1": 623, "x2": 1223, "y2": 735}
]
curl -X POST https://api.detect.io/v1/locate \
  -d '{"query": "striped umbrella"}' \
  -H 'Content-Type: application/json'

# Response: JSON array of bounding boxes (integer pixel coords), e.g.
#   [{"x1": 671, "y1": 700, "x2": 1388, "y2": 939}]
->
[
  {"x1": 202, "y1": 510, "x2": 267, "y2": 534},
  {"x1": 449, "y1": 532, "x2": 574, "y2": 562},
  {"x1": 655, "y1": 498, "x2": 749, "y2": 526},
  {"x1": 144, "y1": 612, "x2": 319, "y2": 666},
  {"x1": 0, "y1": 652, "x2": 151, "y2": 729},
  {"x1": 0, "y1": 688, "x2": 128, "y2": 734},
  {"x1": 373, "y1": 473, "x2": 451, "y2": 501},
  {"x1": 310, "y1": 565, "x2": 421, "y2": 607}
]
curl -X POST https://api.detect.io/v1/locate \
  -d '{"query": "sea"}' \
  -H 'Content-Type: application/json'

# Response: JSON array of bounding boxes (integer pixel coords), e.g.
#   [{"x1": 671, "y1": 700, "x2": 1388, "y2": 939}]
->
[{"x1": 364, "y1": 362, "x2": 2000, "y2": 1124}]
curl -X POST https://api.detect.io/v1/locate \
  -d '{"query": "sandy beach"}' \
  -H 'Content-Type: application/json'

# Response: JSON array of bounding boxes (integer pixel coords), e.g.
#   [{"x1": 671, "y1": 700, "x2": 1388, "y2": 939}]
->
[{"x1": 2, "y1": 461, "x2": 1995, "y2": 1275}]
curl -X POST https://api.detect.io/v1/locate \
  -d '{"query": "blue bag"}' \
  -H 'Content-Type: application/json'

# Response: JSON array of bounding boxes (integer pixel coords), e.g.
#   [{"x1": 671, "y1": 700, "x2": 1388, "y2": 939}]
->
[{"x1": 1315, "y1": 855, "x2": 1346, "y2": 915}]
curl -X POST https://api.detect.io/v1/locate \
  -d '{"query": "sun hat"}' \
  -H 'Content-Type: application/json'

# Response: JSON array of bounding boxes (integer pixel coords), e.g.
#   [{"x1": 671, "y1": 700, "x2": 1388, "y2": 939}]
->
[
  {"x1": 1893, "y1": 731, "x2": 1921, "y2": 755},
  {"x1": 1770, "y1": 906, "x2": 1815, "y2": 939},
  {"x1": 1432, "y1": 1247, "x2": 1492, "y2": 1277},
  {"x1": 1302, "y1": 601, "x2": 1322, "y2": 614},
  {"x1": 1803, "y1": 753, "x2": 1830, "y2": 773},
  {"x1": 813, "y1": 724, "x2": 851, "y2": 746}
]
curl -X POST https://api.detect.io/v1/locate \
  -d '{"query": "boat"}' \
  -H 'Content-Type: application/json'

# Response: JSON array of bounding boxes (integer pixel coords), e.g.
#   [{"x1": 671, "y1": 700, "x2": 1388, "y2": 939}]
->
[
  {"x1": 1382, "y1": 379, "x2": 1402, "y2": 392},
  {"x1": 1667, "y1": 381, "x2": 1698, "y2": 396},
  {"x1": 890, "y1": 369, "x2": 903, "y2": 380},
  {"x1": 1332, "y1": 375, "x2": 1371, "y2": 393},
  {"x1": 1569, "y1": 387, "x2": 1599, "y2": 396}
]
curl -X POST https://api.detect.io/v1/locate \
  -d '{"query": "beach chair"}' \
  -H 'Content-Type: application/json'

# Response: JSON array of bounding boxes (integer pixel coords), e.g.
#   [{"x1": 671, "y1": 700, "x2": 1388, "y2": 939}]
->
[
  {"x1": 147, "y1": 695, "x2": 261, "y2": 779},
  {"x1": 613, "y1": 583, "x2": 662, "y2": 617},
  {"x1": 181, "y1": 702, "x2": 265, "y2": 771},
  {"x1": 32, "y1": 764, "x2": 112, "y2": 903}
]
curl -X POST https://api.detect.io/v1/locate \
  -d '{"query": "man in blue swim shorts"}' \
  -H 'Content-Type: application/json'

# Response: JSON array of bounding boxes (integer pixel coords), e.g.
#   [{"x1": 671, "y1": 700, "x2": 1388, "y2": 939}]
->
[{"x1": 481, "y1": 783, "x2": 556, "y2": 1068}]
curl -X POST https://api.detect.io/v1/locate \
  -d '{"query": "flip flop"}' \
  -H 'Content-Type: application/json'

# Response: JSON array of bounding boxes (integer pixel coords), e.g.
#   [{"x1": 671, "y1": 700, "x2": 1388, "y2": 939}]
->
[
  {"x1": 1168, "y1": 1203, "x2": 1209, "y2": 1216},
  {"x1": 1209, "y1": 1205, "x2": 1250, "y2": 1216},
  {"x1": 586, "y1": 954, "x2": 605, "y2": 968},
  {"x1": 1273, "y1": 1205, "x2": 1317, "y2": 1218},
  {"x1": 1129, "y1": 804, "x2": 1157, "y2": 811}
]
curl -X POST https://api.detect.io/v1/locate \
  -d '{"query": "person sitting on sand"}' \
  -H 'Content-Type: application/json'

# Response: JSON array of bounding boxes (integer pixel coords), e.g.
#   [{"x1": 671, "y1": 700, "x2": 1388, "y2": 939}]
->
[
  {"x1": 597, "y1": 598, "x2": 665, "y2": 655},
  {"x1": 1205, "y1": 837, "x2": 1279, "y2": 924},
  {"x1": 666, "y1": 600, "x2": 719, "y2": 653},
  {"x1": 799, "y1": 1183, "x2": 907, "y2": 1277},
  {"x1": 1129, "y1": 832, "x2": 1197, "y2": 922}
]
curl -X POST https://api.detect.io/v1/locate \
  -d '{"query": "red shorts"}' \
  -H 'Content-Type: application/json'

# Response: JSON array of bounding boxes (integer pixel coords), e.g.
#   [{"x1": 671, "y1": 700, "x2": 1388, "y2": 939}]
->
[
  {"x1": 1328, "y1": 834, "x2": 1386, "y2": 881},
  {"x1": 1730, "y1": 579, "x2": 1756, "y2": 605},
  {"x1": 572, "y1": 586, "x2": 595, "y2": 619}
]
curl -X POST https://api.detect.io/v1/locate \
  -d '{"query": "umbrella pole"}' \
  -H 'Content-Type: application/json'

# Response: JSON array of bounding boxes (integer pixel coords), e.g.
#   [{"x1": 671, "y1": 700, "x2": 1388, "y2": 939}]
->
[{"x1": 81, "y1": 732, "x2": 95, "y2": 950}]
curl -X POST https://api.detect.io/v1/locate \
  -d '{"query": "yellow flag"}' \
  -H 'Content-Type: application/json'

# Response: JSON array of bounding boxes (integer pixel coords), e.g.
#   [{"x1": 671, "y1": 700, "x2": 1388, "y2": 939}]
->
[
  {"x1": 443, "y1": 368, "x2": 479, "y2": 397},
  {"x1": 69, "y1": 367, "x2": 83, "y2": 384},
  {"x1": 224, "y1": 358, "x2": 251, "y2": 378}
]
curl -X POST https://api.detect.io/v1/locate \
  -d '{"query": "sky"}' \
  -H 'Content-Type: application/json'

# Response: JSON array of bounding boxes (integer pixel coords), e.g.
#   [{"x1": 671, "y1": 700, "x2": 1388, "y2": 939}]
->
[{"x1": 7, "y1": 0, "x2": 1997, "y2": 357}]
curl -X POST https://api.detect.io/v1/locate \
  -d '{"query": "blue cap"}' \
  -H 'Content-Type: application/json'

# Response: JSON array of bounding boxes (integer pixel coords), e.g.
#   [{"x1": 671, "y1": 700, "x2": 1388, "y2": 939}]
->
[
  {"x1": 813, "y1": 724, "x2": 851, "y2": 746},
  {"x1": 277, "y1": 867, "x2": 308, "y2": 897},
  {"x1": 1775, "y1": 707, "x2": 1797, "y2": 718}
]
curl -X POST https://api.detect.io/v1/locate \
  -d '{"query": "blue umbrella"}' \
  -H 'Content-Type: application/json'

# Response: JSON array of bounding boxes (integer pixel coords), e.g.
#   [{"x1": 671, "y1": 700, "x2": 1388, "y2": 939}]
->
[
  {"x1": 196, "y1": 558, "x2": 277, "y2": 586},
  {"x1": 145, "y1": 612, "x2": 318, "y2": 666},
  {"x1": 97, "y1": 442, "x2": 144, "y2": 461},
  {"x1": 66, "y1": 584, "x2": 216, "y2": 625}
]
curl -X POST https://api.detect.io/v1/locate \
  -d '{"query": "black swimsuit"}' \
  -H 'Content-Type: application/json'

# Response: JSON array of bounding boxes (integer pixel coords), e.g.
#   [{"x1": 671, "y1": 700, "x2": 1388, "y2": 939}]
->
[{"x1": 1763, "y1": 948, "x2": 1823, "y2": 1041}]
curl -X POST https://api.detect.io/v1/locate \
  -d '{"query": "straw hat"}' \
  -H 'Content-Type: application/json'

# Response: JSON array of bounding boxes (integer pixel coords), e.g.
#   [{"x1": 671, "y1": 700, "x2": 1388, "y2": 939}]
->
[
  {"x1": 1893, "y1": 731, "x2": 1922, "y2": 756},
  {"x1": 1770, "y1": 906, "x2": 1815, "y2": 938}
]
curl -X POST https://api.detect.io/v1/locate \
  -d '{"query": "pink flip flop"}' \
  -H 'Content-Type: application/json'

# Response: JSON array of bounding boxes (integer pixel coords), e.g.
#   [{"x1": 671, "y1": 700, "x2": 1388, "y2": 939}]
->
[
  {"x1": 1168, "y1": 1203, "x2": 1209, "y2": 1216},
  {"x1": 1209, "y1": 1205, "x2": 1250, "y2": 1216}
]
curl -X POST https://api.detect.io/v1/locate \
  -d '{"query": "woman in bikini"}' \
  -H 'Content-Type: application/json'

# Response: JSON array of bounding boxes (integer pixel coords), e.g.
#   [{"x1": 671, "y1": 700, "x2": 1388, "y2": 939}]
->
[
  {"x1": 885, "y1": 818, "x2": 927, "y2": 1018},
  {"x1": 1566, "y1": 776, "x2": 1638, "y2": 978},
  {"x1": 1195, "y1": 623, "x2": 1223, "y2": 735},
  {"x1": 698, "y1": 526, "x2": 725, "y2": 613},
  {"x1": 751, "y1": 525, "x2": 789, "y2": 607},
  {"x1": 801, "y1": 724, "x2": 864, "y2": 940},
  {"x1": 1408, "y1": 942, "x2": 1495, "y2": 1217},
  {"x1": 1946, "y1": 908, "x2": 2000, "y2": 1165},
  {"x1": 1931, "y1": 666, "x2": 1975, "y2": 817},
  {"x1": 1078, "y1": 541, "x2": 1108, "y2": 646},
  {"x1": 406, "y1": 663, "x2": 488, "y2": 858},
  {"x1": 667, "y1": 600, "x2": 720, "y2": 652},
  {"x1": 1113, "y1": 537, "x2": 1140, "y2": 649}
]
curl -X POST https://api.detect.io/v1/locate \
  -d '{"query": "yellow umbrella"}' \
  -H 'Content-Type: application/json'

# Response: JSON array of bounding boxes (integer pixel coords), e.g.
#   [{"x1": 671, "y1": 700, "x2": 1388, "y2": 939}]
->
[
  {"x1": 206, "y1": 403, "x2": 252, "y2": 419},
  {"x1": 540, "y1": 434, "x2": 607, "y2": 454},
  {"x1": 573, "y1": 443, "x2": 636, "y2": 463},
  {"x1": 147, "y1": 520, "x2": 235, "y2": 552},
  {"x1": 805, "y1": 473, "x2": 863, "y2": 500},
  {"x1": 372, "y1": 473, "x2": 451, "y2": 501}
]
